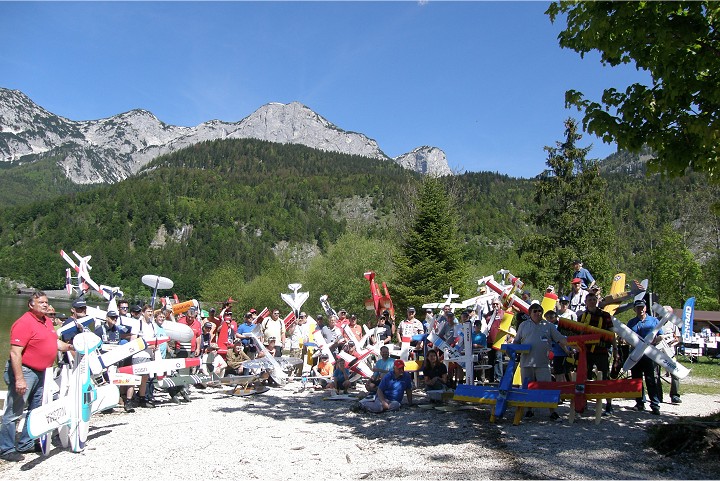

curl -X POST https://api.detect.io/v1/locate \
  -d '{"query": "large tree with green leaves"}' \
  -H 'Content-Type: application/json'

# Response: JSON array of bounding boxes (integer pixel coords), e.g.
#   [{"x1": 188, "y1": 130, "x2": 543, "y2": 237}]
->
[
  {"x1": 518, "y1": 118, "x2": 613, "y2": 295},
  {"x1": 547, "y1": 1, "x2": 720, "y2": 178},
  {"x1": 392, "y1": 177, "x2": 468, "y2": 310},
  {"x1": 650, "y1": 225, "x2": 705, "y2": 308}
]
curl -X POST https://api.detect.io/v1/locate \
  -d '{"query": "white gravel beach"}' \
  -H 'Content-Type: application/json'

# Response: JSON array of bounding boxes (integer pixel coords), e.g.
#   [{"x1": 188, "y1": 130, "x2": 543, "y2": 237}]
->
[{"x1": 0, "y1": 380, "x2": 717, "y2": 480}]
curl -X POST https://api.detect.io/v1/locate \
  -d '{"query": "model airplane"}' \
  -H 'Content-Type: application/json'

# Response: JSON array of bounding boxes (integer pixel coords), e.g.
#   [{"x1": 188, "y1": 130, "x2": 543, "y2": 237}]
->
[
  {"x1": 421, "y1": 287, "x2": 464, "y2": 311},
  {"x1": 528, "y1": 335, "x2": 642, "y2": 423},
  {"x1": 118, "y1": 357, "x2": 201, "y2": 377},
  {"x1": 28, "y1": 332, "x2": 120, "y2": 452},
  {"x1": 599, "y1": 276, "x2": 648, "y2": 316},
  {"x1": 281, "y1": 283, "x2": 310, "y2": 317},
  {"x1": 141, "y1": 274, "x2": 174, "y2": 310},
  {"x1": 612, "y1": 303, "x2": 690, "y2": 379},
  {"x1": 461, "y1": 276, "x2": 496, "y2": 310},
  {"x1": 242, "y1": 333, "x2": 303, "y2": 385},
  {"x1": 364, "y1": 271, "x2": 395, "y2": 319},
  {"x1": 319, "y1": 294, "x2": 337, "y2": 318},
  {"x1": 454, "y1": 343, "x2": 561, "y2": 425}
]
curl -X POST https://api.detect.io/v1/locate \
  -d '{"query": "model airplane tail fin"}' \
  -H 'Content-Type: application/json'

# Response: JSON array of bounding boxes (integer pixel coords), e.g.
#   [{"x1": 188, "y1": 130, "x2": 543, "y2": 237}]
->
[{"x1": 65, "y1": 268, "x2": 73, "y2": 294}]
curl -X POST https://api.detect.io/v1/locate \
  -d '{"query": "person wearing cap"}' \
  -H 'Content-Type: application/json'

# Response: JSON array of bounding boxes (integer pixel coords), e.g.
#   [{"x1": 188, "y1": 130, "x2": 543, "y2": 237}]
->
[
  {"x1": 569, "y1": 278, "x2": 588, "y2": 313},
  {"x1": 423, "y1": 309, "x2": 435, "y2": 332},
  {"x1": 237, "y1": 312, "x2": 258, "y2": 358},
  {"x1": 226, "y1": 339, "x2": 251, "y2": 376},
  {"x1": 46, "y1": 305, "x2": 62, "y2": 328},
  {"x1": 398, "y1": 307, "x2": 425, "y2": 354},
  {"x1": 556, "y1": 296, "x2": 577, "y2": 322},
  {"x1": 369, "y1": 315, "x2": 392, "y2": 346},
  {"x1": 311, "y1": 353, "x2": 333, "y2": 389},
  {"x1": 0, "y1": 291, "x2": 75, "y2": 462},
  {"x1": 343, "y1": 314, "x2": 362, "y2": 343},
  {"x1": 61, "y1": 298, "x2": 90, "y2": 343},
  {"x1": 201, "y1": 343, "x2": 227, "y2": 379},
  {"x1": 571, "y1": 260, "x2": 596, "y2": 290},
  {"x1": 336, "y1": 309, "x2": 349, "y2": 329},
  {"x1": 627, "y1": 299, "x2": 663, "y2": 415},
  {"x1": 199, "y1": 321, "x2": 214, "y2": 354},
  {"x1": 359, "y1": 359, "x2": 414, "y2": 413},
  {"x1": 260, "y1": 309, "x2": 286, "y2": 355},
  {"x1": 94, "y1": 310, "x2": 129, "y2": 349},
  {"x1": 577, "y1": 291, "x2": 617, "y2": 414},
  {"x1": 217, "y1": 309, "x2": 237, "y2": 347},
  {"x1": 513, "y1": 302, "x2": 574, "y2": 420}
]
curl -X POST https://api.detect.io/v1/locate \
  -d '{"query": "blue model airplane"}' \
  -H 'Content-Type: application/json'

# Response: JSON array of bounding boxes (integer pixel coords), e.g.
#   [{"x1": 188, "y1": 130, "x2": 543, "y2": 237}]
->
[{"x1": 453, "y1": 343, "x2": 561, "y2": 425}]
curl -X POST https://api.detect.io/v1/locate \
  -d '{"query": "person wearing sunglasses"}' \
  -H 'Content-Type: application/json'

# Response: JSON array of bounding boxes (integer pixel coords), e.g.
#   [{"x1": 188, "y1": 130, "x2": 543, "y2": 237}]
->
[{"x1": 513, "y1": 302, "x2": 575, "y2": 420}]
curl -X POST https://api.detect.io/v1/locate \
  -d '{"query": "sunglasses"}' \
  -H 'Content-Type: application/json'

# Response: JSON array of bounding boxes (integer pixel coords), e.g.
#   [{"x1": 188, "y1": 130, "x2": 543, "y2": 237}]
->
[{"x1": 48, "y1": 313, "x2": 56, "y2": 317}]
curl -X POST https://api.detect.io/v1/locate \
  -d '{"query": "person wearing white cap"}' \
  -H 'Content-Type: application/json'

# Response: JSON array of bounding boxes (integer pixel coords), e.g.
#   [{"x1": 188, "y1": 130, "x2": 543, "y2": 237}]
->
[{"x1": 627, "y1": 299, "x2": 663, "y2": 415}]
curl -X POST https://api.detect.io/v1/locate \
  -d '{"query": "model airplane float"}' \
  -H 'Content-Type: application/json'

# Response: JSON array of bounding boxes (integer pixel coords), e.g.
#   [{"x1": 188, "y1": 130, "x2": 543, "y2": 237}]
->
[
  {"x1": 613, "y1": 303, "x2": 691, "y2": 379},
  {"x1": 528, "y1": 335, "x2": 642, "y2": 423},
  {"x1": 454, "y1": 343, "x2": 561, "y2": 425}
]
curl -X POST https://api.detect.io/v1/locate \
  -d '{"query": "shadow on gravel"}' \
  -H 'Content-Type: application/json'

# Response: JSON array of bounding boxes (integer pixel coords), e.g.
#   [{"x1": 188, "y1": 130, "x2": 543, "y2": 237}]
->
[{"x1": 205, "y1": 387, "x2": 716, "y2": 479}]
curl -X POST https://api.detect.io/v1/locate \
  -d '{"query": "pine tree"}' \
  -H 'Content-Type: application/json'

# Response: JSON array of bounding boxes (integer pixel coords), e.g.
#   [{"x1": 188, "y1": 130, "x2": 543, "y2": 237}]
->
[
  {"x1": 518, "y1": 118, "x2": 613, "y2": 295},
  {"x1": 392, "y1": 177, "x2": 468, "y2": 310}
]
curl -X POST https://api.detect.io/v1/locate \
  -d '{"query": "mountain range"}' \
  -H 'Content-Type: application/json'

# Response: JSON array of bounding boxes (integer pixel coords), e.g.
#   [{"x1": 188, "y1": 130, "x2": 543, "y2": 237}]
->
[{"x1": 0, "y1": 88, "x2": 452, "y2": 184}]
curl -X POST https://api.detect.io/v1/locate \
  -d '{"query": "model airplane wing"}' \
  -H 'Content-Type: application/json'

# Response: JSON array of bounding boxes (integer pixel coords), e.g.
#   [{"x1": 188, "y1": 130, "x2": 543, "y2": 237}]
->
[{"x1": 612, "y1": 318, "x2": 690, "y2": 379}]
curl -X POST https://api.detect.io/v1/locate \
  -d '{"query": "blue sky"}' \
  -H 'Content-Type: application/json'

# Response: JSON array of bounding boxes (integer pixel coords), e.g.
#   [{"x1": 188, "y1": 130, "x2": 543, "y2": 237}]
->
[{"x1": 0, "y1": 1, "x2": 649, "y2": 178}]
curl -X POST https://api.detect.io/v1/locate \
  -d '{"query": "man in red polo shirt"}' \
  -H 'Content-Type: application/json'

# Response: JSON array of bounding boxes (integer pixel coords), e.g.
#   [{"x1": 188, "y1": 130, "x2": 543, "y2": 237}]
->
[{"x1": 1, "y1": 291, "x2": 74, "y2": 462}]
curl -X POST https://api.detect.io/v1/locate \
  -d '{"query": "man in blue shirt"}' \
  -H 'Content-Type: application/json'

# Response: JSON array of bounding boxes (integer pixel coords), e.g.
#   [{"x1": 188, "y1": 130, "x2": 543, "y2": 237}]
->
[
  {"x1": 359, "y1": 359, "x2": 413, "y2": 413},
  {"x1": 627, "y1": 299, "x2": 663, "y2": 415},
  {"x1": 237, "y1": 313, "x2": 258, "y2": 359},
  {"x1": 571, "y1": 259, "x2": 596, "y2": 290}
]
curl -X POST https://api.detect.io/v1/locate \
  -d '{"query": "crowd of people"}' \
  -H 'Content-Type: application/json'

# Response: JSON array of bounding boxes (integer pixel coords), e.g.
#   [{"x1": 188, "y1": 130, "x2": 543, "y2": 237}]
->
[{"x1": 1, "y1": 260, "x2": 686, "y2": 461}]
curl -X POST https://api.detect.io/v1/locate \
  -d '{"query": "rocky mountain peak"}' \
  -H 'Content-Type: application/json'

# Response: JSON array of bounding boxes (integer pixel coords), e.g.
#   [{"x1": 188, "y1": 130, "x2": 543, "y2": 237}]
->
[{"x1": 0, "y1": 87, "x2": 452, "y2": 183}]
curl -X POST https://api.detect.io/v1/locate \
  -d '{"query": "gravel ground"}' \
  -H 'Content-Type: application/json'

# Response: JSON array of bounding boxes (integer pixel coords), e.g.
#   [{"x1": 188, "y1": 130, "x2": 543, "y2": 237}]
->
[{"x1": 0, "y1": 381, "x2": 717, "y2": 480}]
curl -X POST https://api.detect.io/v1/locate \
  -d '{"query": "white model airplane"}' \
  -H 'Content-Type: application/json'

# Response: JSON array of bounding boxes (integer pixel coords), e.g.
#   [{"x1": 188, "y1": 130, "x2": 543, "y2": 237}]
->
[
  {"x1": 421, "y1": 287, "x2": 464, "y2": 311},
  {"x1": 28, "y1": 333, "x2": 121, "y2": 453},
  {"x1": 281, "y1": 283, "x2": 309, "y2": 317},
  {"x1": 61, "y1": 249, "x2": 106, "y2": 299},
  {"x1": 612, "y1": 303, "x2": 690, "y2": 379}
]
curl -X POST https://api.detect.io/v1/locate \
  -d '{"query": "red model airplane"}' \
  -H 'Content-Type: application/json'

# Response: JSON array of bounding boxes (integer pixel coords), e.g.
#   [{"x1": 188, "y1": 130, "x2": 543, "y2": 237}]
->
[
  {"x1": 528, "y1": 334, "x2": 642, "y2": 422},
  {"x1": 364, "y1": 271, "x2": 395, "y2": 319}
]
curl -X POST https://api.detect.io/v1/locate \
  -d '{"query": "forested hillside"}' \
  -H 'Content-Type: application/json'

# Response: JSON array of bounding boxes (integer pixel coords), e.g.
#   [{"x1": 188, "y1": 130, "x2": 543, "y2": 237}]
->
[{"x1": 0, "y1": 137, "x2": 717, "y2": 312}]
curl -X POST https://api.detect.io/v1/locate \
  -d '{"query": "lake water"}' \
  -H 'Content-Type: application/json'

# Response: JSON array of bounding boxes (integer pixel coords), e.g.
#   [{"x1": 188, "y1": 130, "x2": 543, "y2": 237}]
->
[{"x1": 0, "y1": 294, "x2": 74, "y2": 388}]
